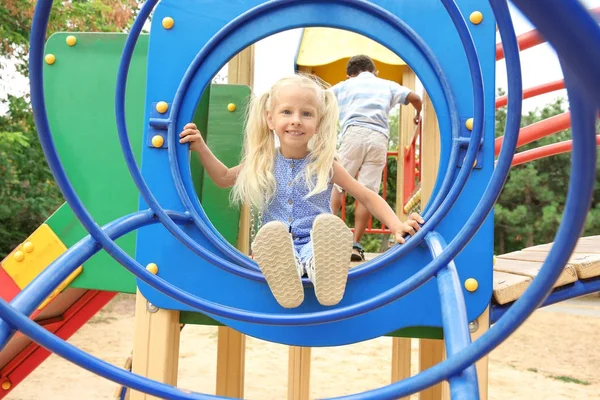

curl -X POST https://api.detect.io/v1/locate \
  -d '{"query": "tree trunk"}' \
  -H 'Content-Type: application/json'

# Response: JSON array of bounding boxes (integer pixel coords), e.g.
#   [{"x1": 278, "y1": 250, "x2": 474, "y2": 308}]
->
[{"x1": 499, "y1": 229, "x2": 505, "y2": 255}]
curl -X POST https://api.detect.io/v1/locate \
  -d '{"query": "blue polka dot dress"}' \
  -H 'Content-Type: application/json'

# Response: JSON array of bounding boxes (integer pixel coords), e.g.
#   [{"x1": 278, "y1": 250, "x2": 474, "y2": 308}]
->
[{"x1": 261, "y1": 149, "x2": 333, "y2": 264}]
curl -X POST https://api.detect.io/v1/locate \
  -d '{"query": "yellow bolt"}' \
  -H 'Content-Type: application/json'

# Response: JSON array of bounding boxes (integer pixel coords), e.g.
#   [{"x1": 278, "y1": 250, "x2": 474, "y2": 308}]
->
[
  {"x1": 162, "y1": 17, "x2": 175, "y2": 30},
  {"x1": 493, "y1": 255, "x2": 497, "y2": 266},
  {"x1": 156, "y1": 101, "x2": 169, "y2": 114},
  {"x1": 23, "y1": 241, "x2": 34, "y2": 253},
  {"x1": 151, "y1": 135, "x2": 164, "y2": 148},
  {"x1": 469, "y1": 11, "x2": 483, "y2": 25},
  {"x1": 227, "y1": 103, "x2": 237, "y2": 112},
  {"x1": 45, "y1": 54, "x2": 56, "y2": 65},
  {"x1": 14, "y1": 251, "x2": 25, "y2": 262},
  {"x1": 66, "y1": 35, "x2": 77, "y2": 46},
  {"x1": 146, "y1": 263, "x2": 159, "y2": 274},
  {"x1": 465, "y1": 278, "x2": 479, "y2": 292},
  {"x1": 1, "y1": 380, "x2": 11, "y2": 390},
  {"x1": 465, "y1": 118, "x2": 474, "y2": 131}
]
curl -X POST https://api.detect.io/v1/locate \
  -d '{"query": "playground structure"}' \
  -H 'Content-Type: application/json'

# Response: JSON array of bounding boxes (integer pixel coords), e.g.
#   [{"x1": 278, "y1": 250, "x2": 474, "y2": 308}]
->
[{"x1": 0, "y1": 0, "x2": 599, "y2": 399}]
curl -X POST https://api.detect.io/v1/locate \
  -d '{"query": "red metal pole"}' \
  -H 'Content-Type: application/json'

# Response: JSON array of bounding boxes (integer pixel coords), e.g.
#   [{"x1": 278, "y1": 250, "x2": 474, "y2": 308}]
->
[
  {"x1": 495, "y1": 112, "x2": 571, "y2": 156},
  {"x1": 496, "y1": 29, "x2": 543, "y2": 60},
  {"x1": 495, "y1": 79, "x2": 565, "y2": 109},
  {"x1": 495, "y1": 7, "x2": 600, "y2": 61},
  {"x1": 511, "y1": 135, "x2": 600, "y2": 167}
]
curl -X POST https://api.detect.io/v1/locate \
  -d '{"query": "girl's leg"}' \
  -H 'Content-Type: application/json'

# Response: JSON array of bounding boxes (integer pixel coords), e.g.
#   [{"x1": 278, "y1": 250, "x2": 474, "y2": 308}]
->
[
  {"x1": 309, "y1": 214, "x2": 353, "y2": 306},
  {"x1": 252, "y1": 221, "x2": 304, "y2": 308}
]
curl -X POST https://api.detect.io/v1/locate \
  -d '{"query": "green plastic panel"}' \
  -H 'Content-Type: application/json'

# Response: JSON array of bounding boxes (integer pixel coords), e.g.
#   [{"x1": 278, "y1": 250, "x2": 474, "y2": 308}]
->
[
  {"x1": 42, "y1": 34, "x2": 247, "y2": 294},
  {"x1": 200, "y1": 84, "x2": 250, "y2": 246},
  {"x1": 190, "y1": 87, "x2": 212, "y2": 198},
  {"x1": 179, "y1": 311, "x2": 443, "y2": 339},
  {"x1": 44, "y1": 33, "x2": 149, "y2": 293}
]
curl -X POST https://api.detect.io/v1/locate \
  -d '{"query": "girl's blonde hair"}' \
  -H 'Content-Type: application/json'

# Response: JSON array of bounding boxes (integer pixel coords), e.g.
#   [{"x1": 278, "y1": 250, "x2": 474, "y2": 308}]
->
[{"x1": 231, "y1": 74, "x2": 339, "y2": 211}]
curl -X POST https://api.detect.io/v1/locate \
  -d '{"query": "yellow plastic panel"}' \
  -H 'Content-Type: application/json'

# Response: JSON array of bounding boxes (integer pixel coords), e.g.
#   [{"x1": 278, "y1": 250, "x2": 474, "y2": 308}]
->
[
  {"x1": 2, "y1": 224, "x2": 83, "y2": 309},
  {"x1": 296, "y1": 28, "x2": 408, "y2": 85}
]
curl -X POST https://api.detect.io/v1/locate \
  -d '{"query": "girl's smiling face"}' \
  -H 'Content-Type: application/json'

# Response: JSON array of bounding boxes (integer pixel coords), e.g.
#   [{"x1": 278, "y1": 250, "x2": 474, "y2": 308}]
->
[{"x1": 266, "y1": 84, "x2": 319, "y2": 158}]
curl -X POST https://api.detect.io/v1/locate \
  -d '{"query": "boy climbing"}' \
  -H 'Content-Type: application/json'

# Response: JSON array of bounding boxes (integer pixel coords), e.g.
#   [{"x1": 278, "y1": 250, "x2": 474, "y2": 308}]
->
[{"x1": 330, "y1": 55, "x2": 423, "y2": 261}]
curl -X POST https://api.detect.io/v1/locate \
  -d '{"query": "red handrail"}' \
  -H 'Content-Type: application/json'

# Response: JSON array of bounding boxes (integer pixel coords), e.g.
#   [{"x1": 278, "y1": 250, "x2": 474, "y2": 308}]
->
[
  {"x1": 495, "y1": 7, "x2": 600, "y2": 61},
  {"x1": 495, "y1": 79, "x2": 565, "y2": 109},
  {"x1": 511, "y1": 135, "x2": 600, "y2": 167},
  {"x1": 495, "y1": 112, "x2": 571, "y2": 156}
]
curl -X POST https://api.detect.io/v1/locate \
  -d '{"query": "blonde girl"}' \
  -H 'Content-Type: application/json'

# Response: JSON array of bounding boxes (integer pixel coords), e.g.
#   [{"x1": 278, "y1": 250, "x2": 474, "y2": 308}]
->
[{"x1": 179, "y1": 74, "x2": 423, "y2": 308}]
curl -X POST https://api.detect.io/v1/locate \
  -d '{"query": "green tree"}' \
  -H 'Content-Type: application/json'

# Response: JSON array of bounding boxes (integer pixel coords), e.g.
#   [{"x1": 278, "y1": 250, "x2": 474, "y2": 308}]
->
[
  {"x1": 0, "y1": 1, "x2": 139, "y2": 258},
  {"x1": 494, "y1": 93, "x2": 600, "y2": 254},
  {"x1": 1, "y1": 0, "x2": 139, "y2": 74}
]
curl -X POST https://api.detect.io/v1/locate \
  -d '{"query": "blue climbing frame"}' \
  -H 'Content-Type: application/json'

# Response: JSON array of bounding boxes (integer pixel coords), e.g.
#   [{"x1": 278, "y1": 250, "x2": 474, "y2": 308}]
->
[
  {"x1": 134, "y1": 0, "x2": 497, "y2": 347},
  {"x1": 0, "y1": 0, "x2": 597, "y2": 399}
]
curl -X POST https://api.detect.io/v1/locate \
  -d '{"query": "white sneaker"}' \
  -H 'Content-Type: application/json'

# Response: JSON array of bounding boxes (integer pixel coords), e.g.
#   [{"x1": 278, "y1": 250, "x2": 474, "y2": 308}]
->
[
  {"x1": 252, "y1": 221, "x2": 304, "y2": 308},
  {"x1": 309, "y1": 214, "x2": 353, "y2": 306}
]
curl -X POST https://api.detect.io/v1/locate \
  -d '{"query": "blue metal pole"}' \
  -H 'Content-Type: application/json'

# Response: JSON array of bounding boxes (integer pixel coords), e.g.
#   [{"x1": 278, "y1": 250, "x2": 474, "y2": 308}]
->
[
  {"x1": 512, "y1": 0, "x2": 600, "y2": 105},
  {"x1": 426, "y1": 232, "x2": 479, "y2": 400},
  {"x1": 0, "y1": 298, "x2": 217, "y2": 400},
  {"x1": 332, "y1": 27, "x2": 598, "y2": 399}
]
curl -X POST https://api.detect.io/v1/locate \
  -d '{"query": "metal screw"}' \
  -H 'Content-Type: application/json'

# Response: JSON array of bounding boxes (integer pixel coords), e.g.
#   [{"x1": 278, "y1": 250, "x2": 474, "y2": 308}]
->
[
  {"x1": 469, "y1": 319, "x2": 479, "y2": 333},
  {"x1": 146, "y1": 302, "x2": 159, "y2": 313}
]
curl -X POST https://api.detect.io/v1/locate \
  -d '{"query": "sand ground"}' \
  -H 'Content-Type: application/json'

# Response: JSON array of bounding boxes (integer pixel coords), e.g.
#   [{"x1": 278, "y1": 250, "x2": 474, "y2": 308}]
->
[{"x1": 6, "y1": 294, "x2": 600, "y2": 400}]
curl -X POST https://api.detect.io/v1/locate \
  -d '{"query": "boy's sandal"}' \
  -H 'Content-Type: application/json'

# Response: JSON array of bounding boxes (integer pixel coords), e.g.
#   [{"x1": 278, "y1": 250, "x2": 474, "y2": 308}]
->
[{"x1": 351, "y1": 243, "x2": 365, "y2": 262}]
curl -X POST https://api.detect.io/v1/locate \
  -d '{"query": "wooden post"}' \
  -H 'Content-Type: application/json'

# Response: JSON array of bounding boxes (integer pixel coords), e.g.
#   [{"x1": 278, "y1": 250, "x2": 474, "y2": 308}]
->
[
  {"x1": 472, "y1": 308, "x2": 490, "y2": 400},
  {"x1": 130, "y1": 289, "x2": 181, "y2": 400},
  {"x1": 391, "y1": 67, "x2": 417, "y2": 396},
  {"x1": 397, "y1": 68, "x2": 417, "y2": 221},
  {"x1": 418, "y1": 92, "x2": 445, "y2": 400},
  {"x1": 288, "y1": 346, "x2": 311, "y2": 400},
  {"x1": 419, "y1": 92, "x2": 440, "y2": 207},
  {"x1": 214, "y1": 45, "x2": 255, "y2": 398}
]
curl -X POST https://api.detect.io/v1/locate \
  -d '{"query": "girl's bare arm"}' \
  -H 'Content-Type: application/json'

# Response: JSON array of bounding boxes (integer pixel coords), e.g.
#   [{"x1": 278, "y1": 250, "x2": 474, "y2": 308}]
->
[
  {"x1": 179, "y1": 123, "x2": 240, "y2": 188},
  {"x1": 331, "y1": 161, "x2": 423, "y2": 243}
]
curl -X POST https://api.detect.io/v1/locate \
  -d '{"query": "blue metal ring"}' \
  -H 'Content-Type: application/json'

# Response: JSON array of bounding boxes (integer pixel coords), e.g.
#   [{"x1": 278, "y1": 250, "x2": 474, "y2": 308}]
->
[
  {"x1": 0, "y1": 210, "x2": 191, "y2": 350},
  {"x1": 161, "y1": 0, "x2": 478, "y2": 281},
  {"x1": 115, "y1": 0, "x2": 473, "y2": 283}
]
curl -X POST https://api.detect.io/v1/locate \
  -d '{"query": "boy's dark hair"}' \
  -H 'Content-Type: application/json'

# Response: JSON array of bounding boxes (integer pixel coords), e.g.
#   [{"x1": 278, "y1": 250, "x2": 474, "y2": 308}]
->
[{"x1": 346, "y1": 55, "x2": 376, "y2": 76}]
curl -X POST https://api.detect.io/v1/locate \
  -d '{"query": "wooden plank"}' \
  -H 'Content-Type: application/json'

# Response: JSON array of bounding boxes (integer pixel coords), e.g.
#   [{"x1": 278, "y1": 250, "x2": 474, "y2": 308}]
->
[
  {"x1": 492, "y1": 271, "x2": 532, "y2": 305},
  {"x1": 494, "y1": 258, "x2": 578, "y2": 288},
  {"x1": 288, "y1": 347, "x2": 311, "y2": 400},
  {"x1": 420, "y1": 92, "x2": 440, "y2": 209},
  {"x1": 471, "y1": 308, "x2": 490, "y2": 400},
  {"x1": 391, "y1": 337, "x2": 412, "y2": 400},
  {"x1": 213, "y1": 46, "x2": 255, "y2": 399},
  {"x1": 418, "y1": 339, "x2": 445, "y2": 400},
  {"x1": 418, "y1": 93, "x2": 445, "y2": 400},
  {"x1": 130, "y1": 289, "x2": 180, "y2": 400},
  {"x1": 499, "y1": 251, "x2": 600, "y2": 280},
  {"x1": 216, "y1": 327, "x2": 246, "y2": 397},
  {"x1": 523, "y1": 235, "x2": 600, "y2": 254},
  {"x1": 397, "y1": 69, "x2": 417, "y2": 220}
]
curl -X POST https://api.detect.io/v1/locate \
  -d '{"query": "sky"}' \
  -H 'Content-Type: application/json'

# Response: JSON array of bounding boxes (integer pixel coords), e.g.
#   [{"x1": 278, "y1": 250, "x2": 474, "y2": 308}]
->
[{"x1": 1, "y1": 1, "x2": 599, "y2": 115}]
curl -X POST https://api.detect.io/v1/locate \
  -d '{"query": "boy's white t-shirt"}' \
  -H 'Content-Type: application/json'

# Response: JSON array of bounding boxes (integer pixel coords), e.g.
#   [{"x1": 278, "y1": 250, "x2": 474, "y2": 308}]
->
[{"x1": 330, "y1": 71, "x2": 412, "y2": 138}]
